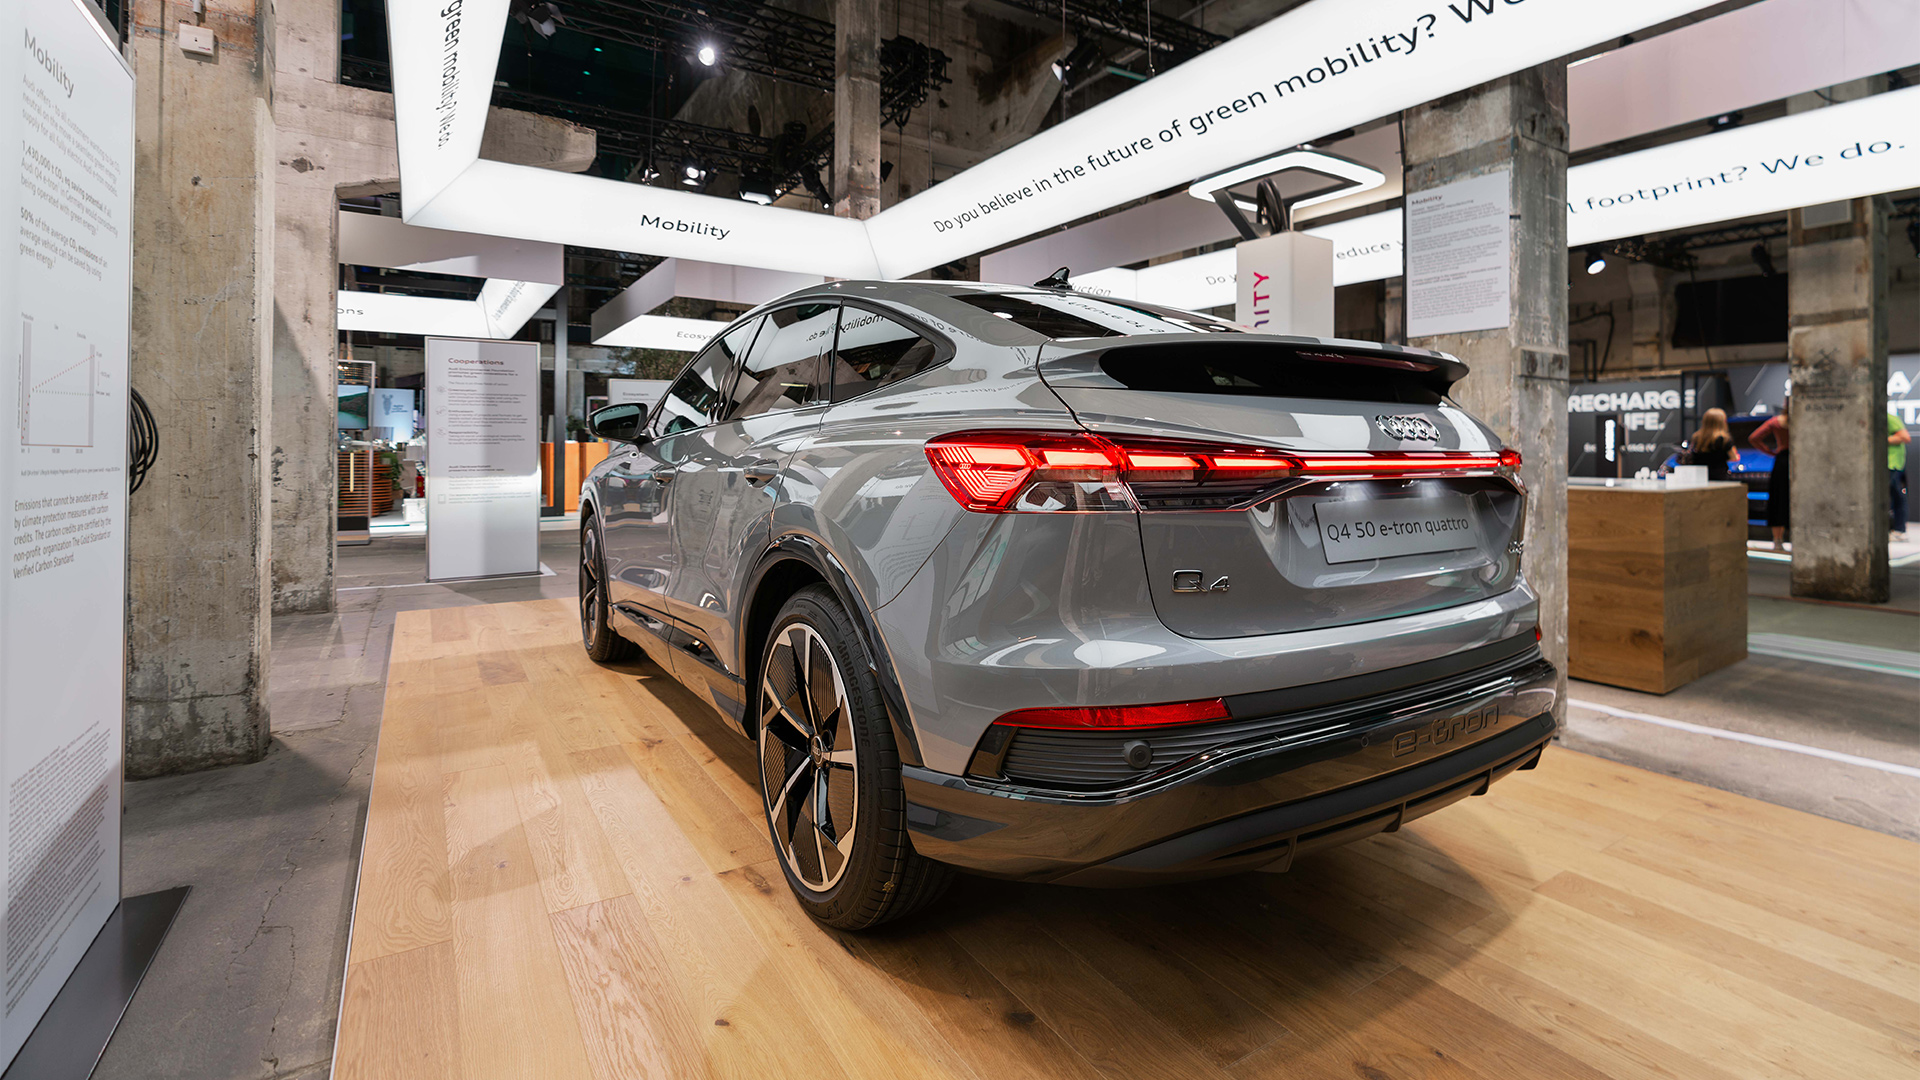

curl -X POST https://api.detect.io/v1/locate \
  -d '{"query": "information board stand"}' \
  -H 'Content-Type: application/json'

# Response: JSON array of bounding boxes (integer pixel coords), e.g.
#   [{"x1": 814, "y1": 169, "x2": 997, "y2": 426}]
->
[
  {"x1": 425, "y1": 338, "x2": 542, "y2": 581},
  {"x1": 0, "y1": 1, "x2": 177, "y2": 1076}
]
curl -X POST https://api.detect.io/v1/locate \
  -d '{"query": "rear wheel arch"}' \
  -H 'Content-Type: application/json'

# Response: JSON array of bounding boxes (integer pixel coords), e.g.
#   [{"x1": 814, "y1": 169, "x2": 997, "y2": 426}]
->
[{"x1": 741, "y1": 537, "x2": 923, "y2": 767}]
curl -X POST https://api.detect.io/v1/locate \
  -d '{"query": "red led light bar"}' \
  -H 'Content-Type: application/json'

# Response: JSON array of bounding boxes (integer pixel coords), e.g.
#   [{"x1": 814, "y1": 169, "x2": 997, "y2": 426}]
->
[
  {"x1": 993, "y1": 697, "x2": 1231, "y2": 730},
  {"x1": 924, "y1": 432, "x2": 1518, "y2": 514}
]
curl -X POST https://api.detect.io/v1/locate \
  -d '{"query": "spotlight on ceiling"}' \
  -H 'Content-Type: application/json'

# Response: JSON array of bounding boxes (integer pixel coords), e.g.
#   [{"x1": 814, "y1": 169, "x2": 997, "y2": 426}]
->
[
  {"x1": 680, "y1": 158, "x2": 708, "y2": 186},
  {"x1": 509, "y1": 0, "x2": 565, "y2": 38},
  {"x1": 1751, "y1": 242, "x2": 1778, "y2": 278},
  {"x1": 1710, "y1": 111, "x2": 1743, "y2": 130},
  {"x1": 1584, "y1": 248, "x2": 1608, "y2": 275},
  {"x1": 697, "y1": 43, "x2": 717, "y2": 66},
  {"x1": 740, "y1": 169, "x2": 774, "y2": 205}
]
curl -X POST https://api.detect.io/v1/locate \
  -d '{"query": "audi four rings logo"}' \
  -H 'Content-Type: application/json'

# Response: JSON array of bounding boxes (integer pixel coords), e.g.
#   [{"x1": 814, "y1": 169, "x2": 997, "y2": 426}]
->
[{"x1": 1376, "y1": 414, "x2": 1441, "y2": 441}]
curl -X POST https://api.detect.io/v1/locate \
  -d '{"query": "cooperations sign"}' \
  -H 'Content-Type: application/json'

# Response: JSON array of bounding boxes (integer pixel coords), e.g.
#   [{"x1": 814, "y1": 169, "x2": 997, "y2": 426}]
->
[{"x1": 389, "y1": 0, "x2": 1727, "y2": 278}]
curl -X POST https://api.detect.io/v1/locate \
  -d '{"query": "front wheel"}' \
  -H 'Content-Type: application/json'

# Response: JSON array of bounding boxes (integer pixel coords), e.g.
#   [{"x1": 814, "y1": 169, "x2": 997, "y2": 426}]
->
[
  {"x1": 580, "y1": 515, "x2": 636, "y2": 662},
  {"x1": 756, "y1": 585, "x2": 951, "y2": 929}
]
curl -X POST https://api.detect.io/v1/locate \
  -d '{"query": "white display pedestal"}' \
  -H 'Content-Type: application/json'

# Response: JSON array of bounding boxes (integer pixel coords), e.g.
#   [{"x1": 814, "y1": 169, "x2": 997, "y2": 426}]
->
[{"x1": 1235, "y1": 231, "x2": 1334, "y2": 336}]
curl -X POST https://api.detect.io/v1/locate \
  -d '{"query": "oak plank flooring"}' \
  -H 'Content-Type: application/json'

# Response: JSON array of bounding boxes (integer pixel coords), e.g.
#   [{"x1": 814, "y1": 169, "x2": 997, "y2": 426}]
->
[{"x1": 338, "y1": 599, "x2": 1920, "y2": 1080}]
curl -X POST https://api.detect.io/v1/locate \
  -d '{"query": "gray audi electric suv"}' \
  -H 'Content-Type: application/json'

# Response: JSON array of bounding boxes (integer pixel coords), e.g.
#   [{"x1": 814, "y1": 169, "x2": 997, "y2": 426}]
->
[{"x1": 577, "y1": 279, "x2": 1558, "y2": 928}]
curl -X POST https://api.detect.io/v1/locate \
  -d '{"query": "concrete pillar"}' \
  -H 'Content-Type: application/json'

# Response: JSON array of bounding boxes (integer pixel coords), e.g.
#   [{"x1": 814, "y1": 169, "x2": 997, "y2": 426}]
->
[
  {"x1": 1383, "y1": 277, "x2": 1406, "y2": 345},
  {"x1": 1403, "y1": 65, "x2": 1570, "y2": 717},
  {"x1": 127, "y1": 0, "x2": 276, "y2": 776},
  {"x1": 833, "y1": 0, "x2": 883, "y2": 220},
  {"x1": 1785, "y1": 197, "x2": 1890, "y2": 600},
  {"x1": 270, "y1": 0, "x2": 594, "y2": 613},
  {"x1": 1780, "y1": 77, "x2": 1889, "y2": 602}
]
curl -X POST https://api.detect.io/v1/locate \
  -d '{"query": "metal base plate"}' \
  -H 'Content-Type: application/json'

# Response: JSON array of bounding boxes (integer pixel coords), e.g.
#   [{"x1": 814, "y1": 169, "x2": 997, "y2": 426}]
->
[{"x1": 1, "y1": 887, "x2": 189, "y2": 1080}]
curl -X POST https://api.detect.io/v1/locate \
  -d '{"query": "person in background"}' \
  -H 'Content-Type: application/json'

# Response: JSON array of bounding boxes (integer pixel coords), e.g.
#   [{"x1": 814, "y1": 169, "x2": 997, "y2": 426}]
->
[
  {"x1": 1890, "y1": 411, "x2": 1910, "y2": 543},
  {"x1": 1750, "y1": 399, "x2": 1790, "y2": 552},
  {"x1": 1686, "y1": 407, "x2": 1740, "y2": 483}
]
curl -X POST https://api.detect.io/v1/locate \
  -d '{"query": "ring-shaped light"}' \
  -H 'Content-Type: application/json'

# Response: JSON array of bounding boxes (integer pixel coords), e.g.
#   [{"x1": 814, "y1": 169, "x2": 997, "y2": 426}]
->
[{"x1": 1187, "y1": 149, "x2": 1386, "y2": 215}]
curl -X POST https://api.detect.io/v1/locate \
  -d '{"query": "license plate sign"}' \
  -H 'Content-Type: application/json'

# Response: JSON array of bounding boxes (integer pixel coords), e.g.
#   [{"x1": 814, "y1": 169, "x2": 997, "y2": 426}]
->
[{"x1": 1315, "y1": 496, "x2": 1476, "y2": 564}]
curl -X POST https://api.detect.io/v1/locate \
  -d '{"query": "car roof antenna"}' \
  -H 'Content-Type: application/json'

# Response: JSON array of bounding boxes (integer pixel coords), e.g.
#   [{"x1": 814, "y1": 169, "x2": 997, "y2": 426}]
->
[{"x1": 1033, "y1": 266, "x2": 1072, "y2": 290}]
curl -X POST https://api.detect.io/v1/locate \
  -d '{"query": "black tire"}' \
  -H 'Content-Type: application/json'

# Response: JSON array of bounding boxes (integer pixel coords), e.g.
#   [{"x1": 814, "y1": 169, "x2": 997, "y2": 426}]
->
[
  {"x1": 755, "y1": 584, "x2": 952, "y2": 929},
  {"x1": 580, "y1": 514, "x2": 637, "y2": 663}
]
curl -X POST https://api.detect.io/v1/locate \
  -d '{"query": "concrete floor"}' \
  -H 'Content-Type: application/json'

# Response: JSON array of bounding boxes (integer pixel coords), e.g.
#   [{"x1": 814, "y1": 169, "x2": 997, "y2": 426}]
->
[{"x1": 95, "y1": 534, "x2": 1920, "y2": 1079}]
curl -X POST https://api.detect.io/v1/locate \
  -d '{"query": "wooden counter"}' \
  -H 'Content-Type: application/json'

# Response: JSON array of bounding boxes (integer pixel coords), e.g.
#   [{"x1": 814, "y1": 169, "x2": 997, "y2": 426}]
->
[{"x1": 1567, "y1": 479, "x2": 1748, "y2": 693}]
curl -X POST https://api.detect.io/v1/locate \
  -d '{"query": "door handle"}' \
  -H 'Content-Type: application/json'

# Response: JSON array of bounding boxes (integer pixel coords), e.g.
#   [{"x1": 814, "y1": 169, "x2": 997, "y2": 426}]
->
[
  {"x1": 646, "y1": 466, "x2": 678, "y2": 484},
  {"x1": 743, "y1": 460, "x2": 781, "y2": 486}
]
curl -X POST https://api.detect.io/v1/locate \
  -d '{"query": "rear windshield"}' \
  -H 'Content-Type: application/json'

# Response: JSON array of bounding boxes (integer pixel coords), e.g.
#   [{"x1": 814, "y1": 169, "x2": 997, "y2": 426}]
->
[
  {"x1": 1100, "y1": 343, "x2": 1449, "y2": 405},
  {"x1": 955, "y1": 292, "x2": 1242, "y2": 340}
]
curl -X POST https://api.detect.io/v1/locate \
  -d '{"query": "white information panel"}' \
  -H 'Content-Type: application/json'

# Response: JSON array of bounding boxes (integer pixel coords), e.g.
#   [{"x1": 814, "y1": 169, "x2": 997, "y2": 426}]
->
[
  {"x1": 0, "y1": 0, "x2": 132, "y2": 1067},
  {"x1": 425, "y1": 338, "x2": 540, "y2": 581},
  {"x1": 1406, "y1": 170, "x2": 1512, "y2": 338},
  {"x1": 606, "y1": 379, "x2": 671, "y2": 411}
]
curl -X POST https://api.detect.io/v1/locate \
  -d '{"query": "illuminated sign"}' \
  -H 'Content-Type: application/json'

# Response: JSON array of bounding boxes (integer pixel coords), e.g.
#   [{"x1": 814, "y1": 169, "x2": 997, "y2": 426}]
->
[
  {"x1": 387, "y1": 0, "x2": 1720, "y2": 278},
  {"x1": 1568, "y1": 85, "x2": 1920, "y2": 245},
  {"x1": 593, "y1": 314, "x2": 731, "y2": 351},
  {"x1": 337, "y1": 212, "x2": 560, "y2": 337}
]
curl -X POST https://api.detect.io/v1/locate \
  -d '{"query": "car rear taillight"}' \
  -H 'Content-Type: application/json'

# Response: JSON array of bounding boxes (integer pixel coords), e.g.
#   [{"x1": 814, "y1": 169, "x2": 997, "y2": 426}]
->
[
  {"x1": 992, "y1": 697, "x2": 1231, "y2": 730},
  {"x1": 925, "y1": 430, "x2": 1509, "y2": 513}
]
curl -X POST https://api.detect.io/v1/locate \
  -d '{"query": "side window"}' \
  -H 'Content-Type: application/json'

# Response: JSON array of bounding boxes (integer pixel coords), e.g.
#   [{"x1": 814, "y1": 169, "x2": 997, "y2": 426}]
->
[
  {"x1": 720, "y1": 302, "x2": 836, "y2": 421},
  {"x1": 654, "y1": 317, "x2": 762, "y2": 435},
  {"x1": 830, "y1": 307, "x2": 941, "y2": 402}
]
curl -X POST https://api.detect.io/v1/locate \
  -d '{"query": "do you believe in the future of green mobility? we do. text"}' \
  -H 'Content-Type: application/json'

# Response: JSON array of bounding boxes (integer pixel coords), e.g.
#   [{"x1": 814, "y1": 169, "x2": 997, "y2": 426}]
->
[{"x1": 932, "y1": 0, "x2": 1520, "y2": 236}]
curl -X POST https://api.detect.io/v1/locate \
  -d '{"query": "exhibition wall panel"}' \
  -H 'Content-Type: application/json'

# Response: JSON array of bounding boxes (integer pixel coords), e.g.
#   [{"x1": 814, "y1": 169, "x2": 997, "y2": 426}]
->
[
  {"x1": 0, "y1": 0, "x2": 133, "y2": 1068},
  {"x1": 424, "y1": 338, "x2": 541, "y2": 581}
]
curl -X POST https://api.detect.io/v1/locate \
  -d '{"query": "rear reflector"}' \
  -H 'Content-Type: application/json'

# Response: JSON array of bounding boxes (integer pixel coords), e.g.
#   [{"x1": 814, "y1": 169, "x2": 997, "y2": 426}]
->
[
  {"x1": 926, "y1": 430, "x2": 1512, "y2": 513},
  {"x1": 993, "y1": 698, "x2": 1231, "y2": 730}
]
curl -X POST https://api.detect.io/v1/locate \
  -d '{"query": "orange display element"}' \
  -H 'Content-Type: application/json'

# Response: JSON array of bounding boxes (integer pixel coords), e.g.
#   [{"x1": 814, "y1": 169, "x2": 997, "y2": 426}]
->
[
  {"x1": 541, "y1": 442, "x2": 610, "y2": 512},
  {"x1": 338, "y1": 450, "x2": 395, "y2": 518}
]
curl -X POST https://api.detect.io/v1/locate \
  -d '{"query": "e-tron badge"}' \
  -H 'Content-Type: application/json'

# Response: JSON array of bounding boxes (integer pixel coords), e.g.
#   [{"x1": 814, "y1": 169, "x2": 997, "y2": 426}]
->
[{"x1": 1375, "y1": 414, "x2": 1441, "y2": 441}]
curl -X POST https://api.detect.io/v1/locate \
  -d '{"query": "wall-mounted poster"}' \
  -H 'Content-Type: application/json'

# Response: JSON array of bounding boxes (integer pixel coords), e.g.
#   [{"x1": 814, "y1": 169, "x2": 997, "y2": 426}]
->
[
  {"x1": 372, "y1": 387, "x2": 417, "y2": 441},
  {"x1": 0, "y1": 0, "x2": 135, "y2": 1068}
]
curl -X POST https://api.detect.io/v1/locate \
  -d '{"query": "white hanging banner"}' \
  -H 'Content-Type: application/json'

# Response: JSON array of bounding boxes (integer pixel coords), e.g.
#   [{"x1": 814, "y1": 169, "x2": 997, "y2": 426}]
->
[
  {"x1": 425, "y1": 338, "x2": 542, "y2": 581},
  {"x1": 1568, "y1": 85, "x2": 1920, "y2": 246},
  {"x1": 0, "y1": 0, "x2": 132, "y2": 1068},
  {"x1": 385, "y1": 0, "x2": 1721, "y2": 278}
]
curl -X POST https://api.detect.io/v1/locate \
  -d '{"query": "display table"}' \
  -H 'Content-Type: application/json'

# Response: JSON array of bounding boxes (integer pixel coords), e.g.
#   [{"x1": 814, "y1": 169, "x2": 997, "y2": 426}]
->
[{"x1": 1567, "y1": 478, "x2": 1748, "y2": 693}]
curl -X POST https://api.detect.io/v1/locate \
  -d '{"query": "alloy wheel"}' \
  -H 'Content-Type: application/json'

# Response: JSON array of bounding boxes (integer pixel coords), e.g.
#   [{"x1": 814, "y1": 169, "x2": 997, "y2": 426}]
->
[
  {"x1": 758, "y1": 623, "x2": 859, "y2": 892},
  {"x1": 579, "y1": 525, "x2": 602, "y2": 648}
]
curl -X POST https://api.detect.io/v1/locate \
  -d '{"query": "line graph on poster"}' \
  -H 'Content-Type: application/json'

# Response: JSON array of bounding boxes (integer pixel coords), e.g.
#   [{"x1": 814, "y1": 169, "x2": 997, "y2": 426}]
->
[{"x1": 18, "y1": 315, "x2": 108, "y2": 450}]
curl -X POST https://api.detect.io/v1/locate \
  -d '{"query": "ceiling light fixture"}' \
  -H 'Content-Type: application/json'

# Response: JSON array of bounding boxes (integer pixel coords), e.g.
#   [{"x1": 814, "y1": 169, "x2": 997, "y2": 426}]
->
[
  {"x1": 1187, "y1": 149, "x2": 1385, "y2": 216},
  {"x1": 1584, "y1": 248, "x2": 1608, "y2": 275},
  {"x1": 1710, "y1": 111, "x2": 1743, "y2": 130},
  {"x1": 696, "y1": 43, "x2": 717, "y2": 66}
]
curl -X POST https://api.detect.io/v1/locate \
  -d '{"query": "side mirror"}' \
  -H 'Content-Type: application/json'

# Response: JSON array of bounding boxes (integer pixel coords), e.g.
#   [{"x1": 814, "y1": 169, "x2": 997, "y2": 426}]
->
[{"x1": 589, "y1": 403, "x2": 647, "y2": 444}]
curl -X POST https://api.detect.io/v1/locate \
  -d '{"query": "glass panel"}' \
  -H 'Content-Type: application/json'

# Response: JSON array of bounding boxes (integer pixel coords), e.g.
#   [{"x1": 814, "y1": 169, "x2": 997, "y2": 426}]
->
[
  {"x1": 830, "y1": 308, "x2": 940, "y2": 402},
  {"x1": 723, "y1": 303, "x2": 835, "y2": 420},
  {"x1": 655, "y1": 317, "x2": 762, "y2": 435}
]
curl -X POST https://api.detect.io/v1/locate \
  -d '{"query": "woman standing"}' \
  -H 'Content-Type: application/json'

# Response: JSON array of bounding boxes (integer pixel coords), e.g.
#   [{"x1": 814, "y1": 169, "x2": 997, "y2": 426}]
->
[
  {"x1": 1686, "y1": 407, "x2": 1741, "y2": 483},
  {"x1": 1750, "y1": 400, "x2": 1790, "y2": 552}
]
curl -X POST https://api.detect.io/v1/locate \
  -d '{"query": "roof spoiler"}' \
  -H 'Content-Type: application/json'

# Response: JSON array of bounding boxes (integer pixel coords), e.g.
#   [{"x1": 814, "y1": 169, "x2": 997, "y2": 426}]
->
[{"x1": 1039, "y1": 336, "x2": 1470, "y2": 398}]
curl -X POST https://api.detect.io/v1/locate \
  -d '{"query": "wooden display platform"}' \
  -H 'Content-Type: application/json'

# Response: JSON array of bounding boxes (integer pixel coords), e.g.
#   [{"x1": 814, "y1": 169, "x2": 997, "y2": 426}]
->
[
  {"x1": 337, "y1": 599, "x2": 1919, "y2": 1080},
  {"x1": 1568, "y1": 480, "x2": 1749, "y2": 693}
]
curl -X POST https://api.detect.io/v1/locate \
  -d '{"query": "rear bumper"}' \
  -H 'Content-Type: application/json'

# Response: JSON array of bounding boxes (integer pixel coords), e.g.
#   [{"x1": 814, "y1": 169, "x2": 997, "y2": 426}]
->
[{"x1": 901, "y1": 656, "x2": 1557, "y2": 884}]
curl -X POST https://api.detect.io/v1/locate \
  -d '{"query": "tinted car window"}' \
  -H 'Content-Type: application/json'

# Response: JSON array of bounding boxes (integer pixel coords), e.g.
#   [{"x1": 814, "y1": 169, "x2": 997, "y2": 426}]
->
[
  {"x1": 655, "y1": 317, "x2": 762, "y2": 435},
  {"x1": 830, "y1": 307, "x2": 940, "y2": 402},
  {"x1": 722, "y1": 303, "x2": 835, "y2": 420},
  {"x1": 955, "y1": 292, "x2": 1242, "y2": 339}
]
